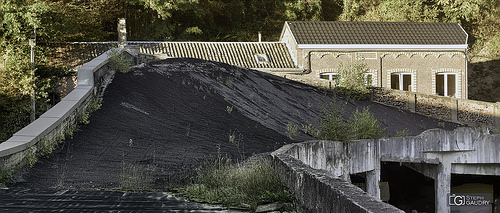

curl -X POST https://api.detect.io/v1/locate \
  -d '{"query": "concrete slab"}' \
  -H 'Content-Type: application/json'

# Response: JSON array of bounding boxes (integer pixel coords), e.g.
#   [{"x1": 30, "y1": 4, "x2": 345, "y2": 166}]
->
[
  {"x1": 13, "y1": 117, "x2": 59, "y2": 138},
  {"x1": 40, "y1": 100, "x2": 79, "y2": 119},
  {"x1": 0, "y1": 140, "x2": 34, "y2": 157},
  {"x1": 77, "y1": 67, "x2": 94, "y2": 86},
  {"x1": 82, "y1": 58, "x2": 107, "y2": 71},
  {"x1": 61, "y1": 86, "x2": 92, "y2": 102}
]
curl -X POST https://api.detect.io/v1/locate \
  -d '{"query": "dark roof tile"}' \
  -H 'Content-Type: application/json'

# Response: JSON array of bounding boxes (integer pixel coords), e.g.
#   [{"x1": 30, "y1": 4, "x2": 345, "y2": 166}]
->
[{"x1": 287, "y1": 21, "x2": 467, "y2": 45}]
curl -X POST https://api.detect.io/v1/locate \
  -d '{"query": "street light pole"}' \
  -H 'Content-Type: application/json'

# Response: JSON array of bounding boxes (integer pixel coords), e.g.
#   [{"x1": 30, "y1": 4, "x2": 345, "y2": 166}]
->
[{"x1": 29, "y1": 29, "x2": 36, "y2": 122}]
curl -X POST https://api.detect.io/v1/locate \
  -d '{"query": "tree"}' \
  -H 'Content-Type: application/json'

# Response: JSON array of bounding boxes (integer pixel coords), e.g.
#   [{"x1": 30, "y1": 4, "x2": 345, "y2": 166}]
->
[{"x1": 335, "y1": 60, "x2": 371, "y2": 100}]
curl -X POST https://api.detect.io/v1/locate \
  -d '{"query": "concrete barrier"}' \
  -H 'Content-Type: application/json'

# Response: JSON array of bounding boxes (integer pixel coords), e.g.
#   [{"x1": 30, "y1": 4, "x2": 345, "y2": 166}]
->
[
  {"x1": 272, "y1": 144, "x2": 404, "y2": 213},
  {"x1": 273, "y1": 127, "x2": 500, "y2": 212},
  {"x1": 0, "y1": 48, "x2": 127, "y2": 177}
]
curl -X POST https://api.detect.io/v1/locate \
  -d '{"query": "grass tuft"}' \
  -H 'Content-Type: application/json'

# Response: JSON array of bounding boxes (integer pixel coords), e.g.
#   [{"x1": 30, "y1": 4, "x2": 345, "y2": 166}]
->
[{"x1": 177, "y1": 156, "x2": 293, "y2": 211}]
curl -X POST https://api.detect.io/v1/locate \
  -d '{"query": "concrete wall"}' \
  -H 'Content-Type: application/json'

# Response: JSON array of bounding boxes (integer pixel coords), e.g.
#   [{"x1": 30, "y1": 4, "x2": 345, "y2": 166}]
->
[
  {"x1": 371, "y1": 88, "x2": 500, "y2": 128},
  {"x1": 0, "y1": 48, "x2": 124, "y2": 175},
  {"x1": 272, "y1": 146, "x2": 404, "y2": 213},
  {"x1": 273, "y1": 127, "x2": 500, "y2": 212}
]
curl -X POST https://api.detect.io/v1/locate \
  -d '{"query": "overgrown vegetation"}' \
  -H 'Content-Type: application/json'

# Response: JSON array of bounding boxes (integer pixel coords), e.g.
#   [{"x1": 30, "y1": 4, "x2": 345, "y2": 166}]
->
[
  {"x1": 176, "y1": 156, "x2": 293, "y2": 211},
  {"x1": 107, "y1": 50, "x2": 133, "y2": 73},
  {"x1": 312, "y1": 101, "x2": 385, "y2": 142},
  {"x1": 333, "y1": 60, "x2": 371, "y2": 100},
  {"x1": 120, "y1": 163, "x2": 156, "y2": 192}
]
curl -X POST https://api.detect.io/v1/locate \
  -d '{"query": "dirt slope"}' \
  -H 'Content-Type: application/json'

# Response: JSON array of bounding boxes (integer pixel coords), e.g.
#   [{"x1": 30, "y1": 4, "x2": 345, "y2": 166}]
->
[{"x1": 11, "y1": 58, "x2": 457, "y2": 191}]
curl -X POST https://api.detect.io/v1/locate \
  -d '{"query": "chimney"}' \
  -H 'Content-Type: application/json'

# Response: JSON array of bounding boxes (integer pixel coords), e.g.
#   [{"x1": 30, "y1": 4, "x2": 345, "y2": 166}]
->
[{"x1": 117, "y1": 18, "x2": 127, "y2": 48}]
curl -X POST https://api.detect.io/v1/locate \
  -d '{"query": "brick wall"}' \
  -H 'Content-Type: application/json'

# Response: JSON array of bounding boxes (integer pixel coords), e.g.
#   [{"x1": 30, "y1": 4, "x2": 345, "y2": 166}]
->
[{"x1": 295, "y1": 50, "x2": 468, "y2": 99}]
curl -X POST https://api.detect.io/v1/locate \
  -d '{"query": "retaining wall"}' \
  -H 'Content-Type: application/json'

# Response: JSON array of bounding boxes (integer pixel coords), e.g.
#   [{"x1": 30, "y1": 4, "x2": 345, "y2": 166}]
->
[
  {"x1": 0, "y1": 49, "x2": 124, "y2": 175},
  {"x1": 272, "y1": 144, "x2": 404, "y2": 213}
]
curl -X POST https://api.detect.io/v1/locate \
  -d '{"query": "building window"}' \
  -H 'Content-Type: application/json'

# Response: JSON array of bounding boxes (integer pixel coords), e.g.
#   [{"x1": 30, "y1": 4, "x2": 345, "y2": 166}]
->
[
  {"x1": 254, "y1": 53, "x2": 270, "y2": 64},
  {"x1": 320, "y1": 72, "x2": 338, "y2": 81},
  {"x1": 436, "y1": 73, "x2": 456, "y2": 97},
  {"x1": 391, "y1": 73, "x2": 413, "y2": 91}
]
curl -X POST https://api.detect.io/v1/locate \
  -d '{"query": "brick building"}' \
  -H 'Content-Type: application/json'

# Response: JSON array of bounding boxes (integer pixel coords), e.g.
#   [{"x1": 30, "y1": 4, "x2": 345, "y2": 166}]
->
[{"x1": 280, "y1": 21, "x2": 469, "y2": 99}]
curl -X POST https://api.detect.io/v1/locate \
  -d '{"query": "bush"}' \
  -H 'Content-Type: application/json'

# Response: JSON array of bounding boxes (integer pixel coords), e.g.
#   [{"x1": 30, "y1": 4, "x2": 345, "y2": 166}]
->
[
  {"x1": 108, "y1": 49, "x2": 132, "y2": 73},
  {"x1": 178, "y1": 156, "x2": 293, "y2": 210},
  {"x1": 334, "y1": 60, "x2": 371, "y2": 100},
  {"x1": 317, "y1": 101, "x2": 384, "y2": 142}
]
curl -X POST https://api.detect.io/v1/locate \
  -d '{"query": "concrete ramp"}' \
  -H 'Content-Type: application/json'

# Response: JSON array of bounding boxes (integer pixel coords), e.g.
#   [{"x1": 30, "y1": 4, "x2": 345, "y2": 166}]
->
[{"x1": 10, "y1": 58, "x2": 457, "y2": 192}]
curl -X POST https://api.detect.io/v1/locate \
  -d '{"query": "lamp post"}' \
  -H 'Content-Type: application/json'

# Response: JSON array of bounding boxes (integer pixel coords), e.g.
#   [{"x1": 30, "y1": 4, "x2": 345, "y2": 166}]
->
[{"x1": 29, "y1": 29, "x2": 36, "y2": 122}]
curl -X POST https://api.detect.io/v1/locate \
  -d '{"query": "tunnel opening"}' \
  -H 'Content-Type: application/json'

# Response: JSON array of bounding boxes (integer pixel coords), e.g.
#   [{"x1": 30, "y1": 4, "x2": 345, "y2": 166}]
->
[
  {"x1": 381, "y1": 162, "x2": 435, "y2": 213},
  {"x1": 451, "y1": 173, "x2": 500, "y2": 213}
]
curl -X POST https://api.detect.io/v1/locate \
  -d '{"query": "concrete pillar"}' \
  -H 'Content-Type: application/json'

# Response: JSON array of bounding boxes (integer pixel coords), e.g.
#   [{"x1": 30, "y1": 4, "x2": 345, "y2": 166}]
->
[
  {"x1": 435, "y1": 161, "x2": 451, "y2": 213},
  {"x1": 366, "y1": 139, "x2": 381, "y2": 199},
  {"x1": 494, "y1": 102, "x2": 500, "y2": 130},
  {"x1": 366, "y1": 168, "x2": 381, "y2": 199},
  {"x1": 408, "y1": 93, "x2": 416, "y2": 113},
  {"x1": 451, "y1": 99, "x2": 458, "y2": 123},
  {"x1": 117, "y1": 18, "x2": 127, "y2": 48}
]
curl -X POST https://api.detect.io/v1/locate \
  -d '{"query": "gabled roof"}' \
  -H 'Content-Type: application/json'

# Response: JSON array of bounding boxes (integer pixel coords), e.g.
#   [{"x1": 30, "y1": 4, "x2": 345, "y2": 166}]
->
[
  {"x1": 131, "y1": 42, "x2": 297, "y2": 70},
  {"x1": 284, "y1": 21, "x2": 468, "y2": 47}
]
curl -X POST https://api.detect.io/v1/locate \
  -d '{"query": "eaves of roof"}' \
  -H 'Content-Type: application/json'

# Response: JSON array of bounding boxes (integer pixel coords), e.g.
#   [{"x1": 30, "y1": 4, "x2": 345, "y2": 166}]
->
[{"x1": 298, "y1": 44, "x2": 468, "y2": 51}]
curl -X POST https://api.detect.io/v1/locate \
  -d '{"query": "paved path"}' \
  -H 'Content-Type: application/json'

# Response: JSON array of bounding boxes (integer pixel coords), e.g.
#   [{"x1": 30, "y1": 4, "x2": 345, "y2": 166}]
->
[{"x1": 0, "y1": 188, "x2": 244, "y2": 212}]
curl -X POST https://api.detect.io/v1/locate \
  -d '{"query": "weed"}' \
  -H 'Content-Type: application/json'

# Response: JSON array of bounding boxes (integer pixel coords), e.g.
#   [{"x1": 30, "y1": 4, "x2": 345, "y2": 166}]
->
[
  {"x1": 120, "y1": 162, "x2": 156, "y2": 192},
  {"x1": 318, "y1": 101, "x2": 384, "y2": 142},
  {"x1": 228, "y1": 130, "x2": 244, "y2": 158},
  {"x1": 395, "y1": 128, "x2": 410, "y2": 137},
  {"x1": 0, "y1": 168, "x2": 14, "y2": 184},
  {"x1": 286, "y1": 122, "x2": 299, "y2": 139},
  {"x1": 78, "y1": 112, "x2": 90, "y2": 125},
  {"x1": 108, "y1": 49, "x2": 133, "y2": 73},
  {"x1": 226, "y1": 105, "x2": 233, "y2": 114},
  {"x1": 438, "y1": 122, "x2": 446, "y2": 129},
  {"x1": 25, "y1": 146, "x2": 38, "y2": 167},
  {"x1": 38, "y1": 137, "x2": 54, "y2": 156},
  {"x1": 347, "y1": 107, "x2": 384, "y2": 140},
  {"x1": 301, "y1": 122, "x2": 319, "y2": 138},
  {"x1": 178, "y1": 157, "x2": 293, "y2": 211},
  {"x1": 334, "y1": 60, "x2": 371, "y2": 100}
]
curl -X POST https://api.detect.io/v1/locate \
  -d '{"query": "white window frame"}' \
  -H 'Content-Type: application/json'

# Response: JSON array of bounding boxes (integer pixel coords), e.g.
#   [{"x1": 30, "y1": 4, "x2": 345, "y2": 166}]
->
[
  {"x1": 391, "y1": 72, "x2": 413, "y2": 91},
  {"x1": 364, "y1": 73, "x2": 374, "y2": 86},
  {"x1": 436, "y1": 73, "x2": 457, "y2": 98},
  {"x1": 320, "y1": 72, "x2": 339, "y2": 81}
]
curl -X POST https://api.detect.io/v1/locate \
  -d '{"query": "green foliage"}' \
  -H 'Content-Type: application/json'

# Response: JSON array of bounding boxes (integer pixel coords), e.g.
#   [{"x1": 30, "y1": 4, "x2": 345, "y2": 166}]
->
[
  {"x1": 338, "y1": 0, "x2": 500, "y2": 59},
  {"x1": 285, "y1": 0, "x2": 323, "y2": 21},
  {"x1": 178, "y1": 157, "x2": 292, "y2": 210},
  {"x1": 346, "y1": 107, "x2": 384, "y2": 139},
  {"x1": 286, "y1": 122, "x2": 299, "y2": 139},
  {"x1": 301, "y1": 122, "x2": 319, "y2": 138},
  {"x1": 318, "y1": 101, "x2": 384, "y2": 142},
  {"x1": 395, "y1": 128, "x2": 410, "y2": 137},
  {"x1": 108, "y1": 50, "x2": 133, "y2": 73},
  {"x1": 318, "y1": 102, "x2": 349, "y2": 141},
  {"x1": 25, "y1": 146, "x2": 38, "y2": 167},
  {"x1": 335, "y1": 60, "x2": 371, "y2": 100}
]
